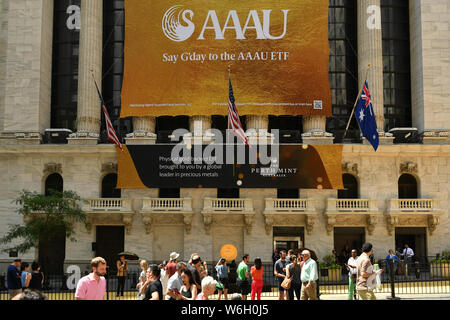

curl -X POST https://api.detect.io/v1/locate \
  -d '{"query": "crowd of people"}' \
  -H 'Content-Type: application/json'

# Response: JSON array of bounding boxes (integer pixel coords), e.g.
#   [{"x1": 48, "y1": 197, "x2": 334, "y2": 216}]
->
[
  {"x1": 75, "y1": 249, "x2": 322, "y2": 301},
  {"x1": 5, "y1": 259, "x2": 45, "y2": 300},
  {"x1": 5, "y1": 243, "x2": 418, "y2": 301}
]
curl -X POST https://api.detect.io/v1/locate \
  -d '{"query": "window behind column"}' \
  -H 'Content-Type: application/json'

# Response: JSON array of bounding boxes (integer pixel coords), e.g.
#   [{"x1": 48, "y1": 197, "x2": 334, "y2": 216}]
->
[
  {"x1": 102, "y1": 0, "x2": 132, "y2": 144},
  {"x1": 268, "y1": 116, "x2": 302, "y2": 143},
  {"x1": 381, "y1": 0, "x2": 412, "y2": 131},
  {"x1": 326, "y1": 0, "x2": 359, "y2": 143},
  {"x1": 51, "y1": 0, "x2": 81, "y2": 131},
  {"x1": 156, "y1": 116, "x2": 190, "y2": 143}
]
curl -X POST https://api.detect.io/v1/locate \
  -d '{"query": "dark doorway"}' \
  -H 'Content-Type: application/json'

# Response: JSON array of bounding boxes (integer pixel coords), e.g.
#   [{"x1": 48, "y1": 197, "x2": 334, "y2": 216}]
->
[
  {"x1": 96, "y1": 226, "x2": 125, "y2": 272},
  {"x1": 338, "y1": 174, "x2": 358, "y2": 199},
  {"x1": 398, "y1": 174, "x2": 418, "y2": 199},
  {"x1": 273, "y1": 227, "x2": 305, "y2": 252},
  {"x1": 277, "y1": 189, "x2": 299, "y2": 199},
  {"x1": 45, "y1": 173, "x2": 63, "y2": 195},
  {"x1": 334, "y1": 227, "x2": 365, "y2": 264},
  {"x1": 41, "y1": 173, "x2": 65, "y2": 274},
  {"x1": 395, "y1": 227, "x2": 427, "y2": 261},
  {"x1": 217, "y1": 188, "x2": 239, "y2": 199},
  {"x1": 102, "y1": 173, "x2": 121, "y2": 198},
  {"x1": 39, "y1": 226, "x2": 66, "y2": 275},
  {"x1": 159, "y1": 188, "x2": 180, "y2": 198}
]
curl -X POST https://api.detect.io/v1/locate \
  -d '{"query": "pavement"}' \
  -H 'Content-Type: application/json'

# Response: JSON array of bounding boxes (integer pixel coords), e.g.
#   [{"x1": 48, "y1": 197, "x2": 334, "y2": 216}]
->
[
  {"x1": 317, "y1": 292, "x2": 450, "y2": 300},
  {"x1": 2, "y1": 290, "x2": 450, "y2": 301},
  {"x1": 210, "y1": 290, "x2": 450, "y2": 301}
]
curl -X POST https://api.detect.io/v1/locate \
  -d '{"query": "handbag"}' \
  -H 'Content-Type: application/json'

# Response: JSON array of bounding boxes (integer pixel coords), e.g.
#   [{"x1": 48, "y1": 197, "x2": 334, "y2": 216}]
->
[{"x1": 281, "y1": 276, "x2": 292, "y2": 290}]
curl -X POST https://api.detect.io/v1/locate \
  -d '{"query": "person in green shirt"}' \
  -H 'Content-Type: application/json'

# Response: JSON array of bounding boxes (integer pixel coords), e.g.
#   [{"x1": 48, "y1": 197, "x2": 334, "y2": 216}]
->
[{"x1": 236, "y1": 254, "x2": 250, "y2": 300}]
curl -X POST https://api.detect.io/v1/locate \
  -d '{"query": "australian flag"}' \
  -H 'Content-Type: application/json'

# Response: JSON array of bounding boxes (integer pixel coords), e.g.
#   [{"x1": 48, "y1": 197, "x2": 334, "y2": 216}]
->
[{"x1": 356, "y1": 81, "x2": 379, "y2": 151}]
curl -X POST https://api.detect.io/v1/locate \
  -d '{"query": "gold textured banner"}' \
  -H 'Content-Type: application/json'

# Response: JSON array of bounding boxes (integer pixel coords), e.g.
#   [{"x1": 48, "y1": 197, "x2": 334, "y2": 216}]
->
[{"x1": 121, "y1": 0, "x2": 331, "y2": 117}]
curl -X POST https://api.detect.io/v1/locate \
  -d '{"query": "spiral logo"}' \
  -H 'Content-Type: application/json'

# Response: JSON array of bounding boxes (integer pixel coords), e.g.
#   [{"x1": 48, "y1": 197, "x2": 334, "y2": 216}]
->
[{"x1": 162, "y1": 5, "x2": 195, "y2": 42}]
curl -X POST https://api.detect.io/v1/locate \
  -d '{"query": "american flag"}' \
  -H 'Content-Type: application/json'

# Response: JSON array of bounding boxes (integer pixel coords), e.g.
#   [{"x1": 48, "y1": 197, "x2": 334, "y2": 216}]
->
[
  {"x1": 228, "y1": 78, "x2": 249, "y2": 146},
  {"x1": 92, "y1": 75, "x2": 123, "y2": 151}
]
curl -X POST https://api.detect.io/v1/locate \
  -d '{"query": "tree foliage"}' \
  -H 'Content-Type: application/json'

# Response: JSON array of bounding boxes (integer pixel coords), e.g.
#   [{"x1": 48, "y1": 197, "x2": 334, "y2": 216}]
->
[{"x1": 0, "y1": 190, "x2": 87, "y2": 254}]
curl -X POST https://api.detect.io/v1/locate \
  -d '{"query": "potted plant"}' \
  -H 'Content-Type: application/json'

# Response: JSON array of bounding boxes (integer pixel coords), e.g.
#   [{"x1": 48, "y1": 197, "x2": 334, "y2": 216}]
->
[
  {"x1": 430, "y1": 251, "x2": 450, "y2": 278},
  {"x1": 319, "y1": 254, "x2": 342, "y2": 282}
]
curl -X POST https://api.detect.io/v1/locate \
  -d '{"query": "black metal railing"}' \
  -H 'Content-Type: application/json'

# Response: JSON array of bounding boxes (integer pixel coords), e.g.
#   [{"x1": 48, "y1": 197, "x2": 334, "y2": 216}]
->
[{"x1": 1, "y1": 260, "x2": 449, "y2": 300}]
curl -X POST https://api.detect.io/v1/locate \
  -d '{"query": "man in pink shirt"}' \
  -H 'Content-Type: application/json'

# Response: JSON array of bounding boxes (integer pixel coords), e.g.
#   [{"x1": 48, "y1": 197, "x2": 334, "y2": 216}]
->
[{"x1": 75, "y1": 257, "x2": 107, "y2": 300}]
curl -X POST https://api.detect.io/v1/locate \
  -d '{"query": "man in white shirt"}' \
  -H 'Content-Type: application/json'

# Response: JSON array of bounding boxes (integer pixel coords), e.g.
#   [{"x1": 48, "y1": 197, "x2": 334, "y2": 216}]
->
[
  {"x1": 166, "y1": 262, "x2": 186, "y2": 300},
  {"x1": 402, "y1": 244, "x2": 415, "y2": 277},
  {"x1": 346, "y1": 249, "x2": 358, "y2": 300},
  {"x1": 300, "y1": 250, "x2": 318, "y2": 300},
  {"x1": 402, "y1": 244, "x2": 414, "y2": 259}
]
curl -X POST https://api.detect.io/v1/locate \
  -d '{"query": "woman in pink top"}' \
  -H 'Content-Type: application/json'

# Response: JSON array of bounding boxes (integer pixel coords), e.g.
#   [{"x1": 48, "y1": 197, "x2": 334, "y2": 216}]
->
[
  {"x1": 195, "y1": 276, "x2": 217, "y2": 300},
  {"x1": 250, "y1": 257, "x2": 264, "y2": 300}
]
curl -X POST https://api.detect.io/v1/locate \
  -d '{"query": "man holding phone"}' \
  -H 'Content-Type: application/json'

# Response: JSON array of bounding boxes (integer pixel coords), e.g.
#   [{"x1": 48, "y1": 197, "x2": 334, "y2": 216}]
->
[{"x1": 166, "y1": 262, "x2": 186, "y2": 300}]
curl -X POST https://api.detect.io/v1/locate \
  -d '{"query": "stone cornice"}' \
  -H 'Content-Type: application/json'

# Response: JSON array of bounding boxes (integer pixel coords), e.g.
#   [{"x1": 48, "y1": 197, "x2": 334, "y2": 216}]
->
[
  {"x1": 342, "y1": 144, "x2": 450, "y2": 155},
  {"x1": 0, "y1": 143, "x2": 449, "y2": 156},
  {"x1": 0, "y1": 144, "x2": 117, "y2": 155}
]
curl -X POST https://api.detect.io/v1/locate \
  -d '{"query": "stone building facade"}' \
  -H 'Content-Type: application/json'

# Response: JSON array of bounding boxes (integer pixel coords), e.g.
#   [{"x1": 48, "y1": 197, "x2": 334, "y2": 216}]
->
[{"x1": 0, "y1": 0, "x2": 449, "y2": 271}]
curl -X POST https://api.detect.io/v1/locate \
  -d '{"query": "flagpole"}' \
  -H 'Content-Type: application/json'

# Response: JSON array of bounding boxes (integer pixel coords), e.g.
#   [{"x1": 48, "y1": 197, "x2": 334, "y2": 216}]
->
[
  {"x1": 343, "y1": 64, "x2": 371, "y2": 139},
  {"x1": 89, "y1": 68, "x2": 123, "y2": 151},
  {"x1": 228, "y1": 63, "x2": 236, "y2": 179}
]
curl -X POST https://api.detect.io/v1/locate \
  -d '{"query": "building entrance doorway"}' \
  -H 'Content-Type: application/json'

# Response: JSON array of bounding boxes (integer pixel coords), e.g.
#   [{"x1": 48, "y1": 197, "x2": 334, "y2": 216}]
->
[
  {"x1": 395, "y1": 227, "x2": 427, "y2": 262},
  {"x1": 273, "y1": 227, "x2": 304, "y2": 253},
  {"x1": 96, "y1": 226, "x2": 125, "y2": 272},
  {"x1": 334, "y1": 227, "x2": 365, "y2": 264},
  {"x1": 38, "y1": 227, "x2": 66, "y2": 275}
]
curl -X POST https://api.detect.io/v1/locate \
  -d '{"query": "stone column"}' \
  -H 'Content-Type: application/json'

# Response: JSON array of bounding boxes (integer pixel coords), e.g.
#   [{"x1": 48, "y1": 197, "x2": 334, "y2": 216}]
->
[
  {"x1": 358, "y1": 0, "x2": 393, "y2": 144},
  {"x1": 246, "y1": 115, "x2": 272, "y2": 144},
  {"x1": 185, "y1": 115, "x2": 213, "y2": 144},
  {"x1": 301, "y1": 116, "x2": 334, "y2": 144},
  {"x1": 68, "y1": 0, "x2": 103, "y2": 145},
  {"x1": 0, "y1": 0, "x2": 54, "y2": 145},
  {"x1": 125, "y1": 116, "x2": 157, "y2": 144}
]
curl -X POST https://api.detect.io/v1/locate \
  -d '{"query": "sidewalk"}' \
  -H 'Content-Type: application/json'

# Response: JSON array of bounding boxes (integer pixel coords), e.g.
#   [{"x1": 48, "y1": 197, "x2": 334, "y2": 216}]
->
[
  {"x1": 319, "y1": 292, "x2": 450, "y2": 300},
  {"x1": 251, "y1": 292, "x2": 450, "y2": 300}
]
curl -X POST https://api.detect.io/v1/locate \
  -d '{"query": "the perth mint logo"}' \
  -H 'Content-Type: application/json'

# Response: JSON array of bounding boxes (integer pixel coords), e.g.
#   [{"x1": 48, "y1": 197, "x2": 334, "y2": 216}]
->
[{"x1": 162, "y1": 5, "x2": 289, "y2": 42}]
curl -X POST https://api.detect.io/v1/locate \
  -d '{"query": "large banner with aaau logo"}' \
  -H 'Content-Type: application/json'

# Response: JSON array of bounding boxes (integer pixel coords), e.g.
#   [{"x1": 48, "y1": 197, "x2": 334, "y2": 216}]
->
[{"x1": 121, "y1": 0, "x2": 331, "y2": 118}]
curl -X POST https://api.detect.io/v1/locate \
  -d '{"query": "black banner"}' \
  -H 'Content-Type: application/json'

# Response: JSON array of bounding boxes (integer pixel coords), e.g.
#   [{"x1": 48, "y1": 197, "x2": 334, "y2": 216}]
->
[{"x1": 118, "y1": 144, "x2": 343, "y2": 189}]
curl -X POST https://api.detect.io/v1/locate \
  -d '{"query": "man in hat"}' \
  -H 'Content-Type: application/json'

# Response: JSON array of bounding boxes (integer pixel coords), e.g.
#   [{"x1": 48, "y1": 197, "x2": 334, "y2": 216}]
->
[{"x1": 166, "y1": 252, "x2": 180, "y2": 278}]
